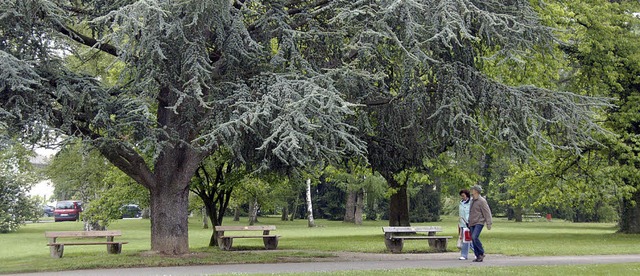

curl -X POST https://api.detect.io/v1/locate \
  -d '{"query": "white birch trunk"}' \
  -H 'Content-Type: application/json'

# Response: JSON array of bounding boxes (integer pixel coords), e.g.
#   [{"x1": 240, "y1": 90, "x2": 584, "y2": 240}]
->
[{"x1": 305, "y1": 178, "x2": 316, "y2": 227}]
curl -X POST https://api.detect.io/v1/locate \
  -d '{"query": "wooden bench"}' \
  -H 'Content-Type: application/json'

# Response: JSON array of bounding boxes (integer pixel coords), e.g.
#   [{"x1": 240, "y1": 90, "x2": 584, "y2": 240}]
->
[
  {"x1": 45, "y1": 230, "x2": 128, "y2": 258},
  {"x1": 214, "y1": 225, "x2": 279, "y2": 251},
  {"x1": 382, "y1": 226, "x2": 452, "y2": 253},
  {"x1": 524, "y1": 213, "x2": 542, "y2": 218}
]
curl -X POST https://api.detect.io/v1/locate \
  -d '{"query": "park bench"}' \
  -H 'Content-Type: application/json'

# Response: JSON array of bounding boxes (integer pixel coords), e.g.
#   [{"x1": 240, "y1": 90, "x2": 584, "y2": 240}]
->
[
  {"x1": 524, "y1": 212, "x2": 542, "y2": 218},
  {"x1": 382, "y1": 226, "x2": 452, "y2": 253},
  {"x1": 214, "y1": 225, "x2": 280, "y2": 251},
  {"x1": 45, "y1": 230, "x2": 128, "y2": 258}
]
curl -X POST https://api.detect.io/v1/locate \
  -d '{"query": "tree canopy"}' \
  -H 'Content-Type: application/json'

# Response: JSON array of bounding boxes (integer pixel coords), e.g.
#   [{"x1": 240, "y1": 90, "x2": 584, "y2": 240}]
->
[{"x1": 0, "y1": 0, "x2": 611, "y2": 252}]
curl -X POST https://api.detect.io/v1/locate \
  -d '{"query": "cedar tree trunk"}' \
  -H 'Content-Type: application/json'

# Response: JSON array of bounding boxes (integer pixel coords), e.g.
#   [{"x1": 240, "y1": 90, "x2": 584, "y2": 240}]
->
[
  {"x1": 149, "y1": 183, "x2": 190, "y2": 255},
  {"x1": 387, "y1": 174, "x2": 410, "y2": 226}
]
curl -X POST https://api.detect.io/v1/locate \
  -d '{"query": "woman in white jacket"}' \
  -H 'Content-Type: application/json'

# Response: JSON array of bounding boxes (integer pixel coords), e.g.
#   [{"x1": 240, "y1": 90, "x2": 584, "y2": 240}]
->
[{"x1": 458, "y1": 189, "x2": 473, "y2": 260}]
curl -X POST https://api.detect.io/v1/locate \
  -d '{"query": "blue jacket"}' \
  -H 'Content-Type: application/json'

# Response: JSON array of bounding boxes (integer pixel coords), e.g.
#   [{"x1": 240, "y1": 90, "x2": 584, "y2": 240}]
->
[{"x1": 459, "y1": 199, "x2": 471, "y2": 228}]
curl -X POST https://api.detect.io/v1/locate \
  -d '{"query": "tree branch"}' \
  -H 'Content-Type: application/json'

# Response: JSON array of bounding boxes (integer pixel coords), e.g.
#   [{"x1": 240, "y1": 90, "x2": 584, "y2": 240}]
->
[{"x1": 54, "y1": 23, "x2": 119, "y2": 57}]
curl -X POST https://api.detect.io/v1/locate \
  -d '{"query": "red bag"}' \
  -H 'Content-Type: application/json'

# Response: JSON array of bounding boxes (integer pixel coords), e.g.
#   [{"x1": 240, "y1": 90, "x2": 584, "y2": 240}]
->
[{"x1": 463, "y1": 228, "x2": 472, "y2": 243}]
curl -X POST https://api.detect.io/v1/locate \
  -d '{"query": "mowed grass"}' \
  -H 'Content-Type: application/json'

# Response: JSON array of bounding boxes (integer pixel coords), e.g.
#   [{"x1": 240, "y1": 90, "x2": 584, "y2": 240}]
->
[
  {"x1": 0, "y1": 215, "x2": 639, "y2": 274},
  {"x1": 263, "y1": 263, "x2": 640, "y2": 276}
]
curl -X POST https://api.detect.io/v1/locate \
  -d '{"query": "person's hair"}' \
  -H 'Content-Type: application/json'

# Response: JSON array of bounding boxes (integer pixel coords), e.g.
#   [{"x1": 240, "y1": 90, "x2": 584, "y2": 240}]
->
[{"x1": 459, "y1": 189, "x2": 470, "y2": 198}]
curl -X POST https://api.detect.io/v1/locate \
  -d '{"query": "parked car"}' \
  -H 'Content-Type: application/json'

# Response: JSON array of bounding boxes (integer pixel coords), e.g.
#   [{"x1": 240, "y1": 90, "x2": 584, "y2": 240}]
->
[
  {"x1": 121, "y1": 204, "x2": 142, "y2": 219},
  {"x1": 42, "y1": 205, "x2": 54, "y2": 217},
  {"x1": 54, "y1": 201, "x2": 83, "y2": 222}
]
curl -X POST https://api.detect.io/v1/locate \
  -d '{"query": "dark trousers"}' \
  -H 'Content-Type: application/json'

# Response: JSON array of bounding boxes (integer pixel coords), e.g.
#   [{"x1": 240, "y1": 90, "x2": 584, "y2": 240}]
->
[{"x1": 469, "y1": 224, "x2": 485, "y2": 258}]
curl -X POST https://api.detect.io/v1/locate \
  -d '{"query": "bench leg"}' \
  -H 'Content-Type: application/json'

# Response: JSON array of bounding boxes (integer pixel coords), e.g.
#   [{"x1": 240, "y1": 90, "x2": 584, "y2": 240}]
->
[
  {"x1": 263, "y1": 237, "x2": 279, "y2": 250},
  {"x1": 219, "y1": 237, "x2": 233, "y2": 251},
  {"x1": 50, "y1": 245, "x2": 64, "y2": 258},
  {"x1": 427, "y1": 232, "x2": 436, "y2": 247},
  {"x1": 384, "y1": 238, "x2": 403, "y2": 253},
  {"x1": 430, "y1": 238, "x2": 448, "y2": 252},
  {"x1": 107, "y1": 243, "x2": 122, "y2": 254}
]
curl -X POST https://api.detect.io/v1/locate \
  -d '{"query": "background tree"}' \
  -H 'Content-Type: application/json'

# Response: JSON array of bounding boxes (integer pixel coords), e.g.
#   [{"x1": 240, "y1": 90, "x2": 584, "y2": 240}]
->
[
  {"x1": 538, "y1": 0, "x2": 640, "y2": 232},
  {"x1": 331, "y1": 0, "x2": 607, "y2": 226},
  {"x1": 189, "y1": 149, "x2": 241, "y2": 246},
  {"x1": 47, "y1": 141, "x2": 148, "y2": 230},
  {"x1": 0, "y1": 142, "x2": 40, "y2": 233},
  {"x1": 324, "y1": 162, "x2": 387, "y2": 224}
]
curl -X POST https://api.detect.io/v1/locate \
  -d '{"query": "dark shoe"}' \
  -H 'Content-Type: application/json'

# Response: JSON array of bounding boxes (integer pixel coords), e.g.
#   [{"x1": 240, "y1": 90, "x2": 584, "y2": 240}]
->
[
  {"x1": 480, "y1": 254, "x2": 485, "y2": 261},
  {"x1": 472, "y1": 258, "x2": 483, "y2": 262}
]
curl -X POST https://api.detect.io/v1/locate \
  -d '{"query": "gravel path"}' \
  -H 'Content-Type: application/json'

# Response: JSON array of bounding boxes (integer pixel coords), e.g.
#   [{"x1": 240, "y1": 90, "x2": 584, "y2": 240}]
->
[{"x1": 9, "y1": 253, "x2": 640, "y2": 276}]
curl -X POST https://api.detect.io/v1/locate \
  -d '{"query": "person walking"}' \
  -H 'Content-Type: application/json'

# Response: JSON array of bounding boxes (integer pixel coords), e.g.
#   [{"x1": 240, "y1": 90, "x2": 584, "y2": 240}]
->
[
  {"x1": 468, "y1": 185, "x2": 492, "y2": 262},
  {"x1": 458, "y1": 189, "x2": 473, "y2": 260}
]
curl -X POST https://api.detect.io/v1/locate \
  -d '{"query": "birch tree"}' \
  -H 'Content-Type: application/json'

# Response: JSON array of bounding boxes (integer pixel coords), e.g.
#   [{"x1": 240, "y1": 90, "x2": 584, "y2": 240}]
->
[{"x1": 305, "y1": 178, "x2": 315, "y2": 227}]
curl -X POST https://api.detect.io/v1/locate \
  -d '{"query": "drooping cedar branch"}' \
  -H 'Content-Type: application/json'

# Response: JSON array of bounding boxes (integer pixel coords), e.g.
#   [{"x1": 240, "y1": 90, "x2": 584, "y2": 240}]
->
[{"x1": 54, "y1": 23, "x2": 119, "y2": 57}]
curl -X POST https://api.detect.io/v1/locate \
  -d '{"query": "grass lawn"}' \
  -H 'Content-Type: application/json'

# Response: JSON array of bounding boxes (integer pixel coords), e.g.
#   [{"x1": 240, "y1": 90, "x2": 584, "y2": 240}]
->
[
  {"x1": 0, "y1": 215, "x2": 639, "y2": 274},
  {"x1": 270, "y1": 263, "x2": 640, "y2": 276}
]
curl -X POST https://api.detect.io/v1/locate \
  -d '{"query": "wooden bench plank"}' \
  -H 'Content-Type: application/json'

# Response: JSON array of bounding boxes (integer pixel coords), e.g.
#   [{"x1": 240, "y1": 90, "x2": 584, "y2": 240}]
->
[
  {"x1": 389, "y1": 236, "x2": 453, "y2": 240},
  {"x1": 215, "y1": 225, "x2": 276, "y2": 231},
  {"x1": 45, "y1": 231, "x2": 122, "y2": 238},
  {"x1": 220, "y1": 235, "x2": 279, "y2": 239},
  {"x1": 382, "y1": 226, "x2": 442, "y2": 233},
  {"x1": 47, "y1": 242, "x2": 129, "y2": 246}
]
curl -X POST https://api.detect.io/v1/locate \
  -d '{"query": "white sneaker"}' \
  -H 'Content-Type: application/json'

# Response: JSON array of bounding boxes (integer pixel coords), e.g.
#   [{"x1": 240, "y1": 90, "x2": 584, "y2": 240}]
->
[{"x1": 459, "y1": 256, "x2": 467, "y2": 260}]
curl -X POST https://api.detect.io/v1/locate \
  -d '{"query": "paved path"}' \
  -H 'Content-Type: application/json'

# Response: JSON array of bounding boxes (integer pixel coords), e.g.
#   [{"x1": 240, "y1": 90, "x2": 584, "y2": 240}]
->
[{"x1": 10, "y1": 253, "x2": 640, "y2": 276}]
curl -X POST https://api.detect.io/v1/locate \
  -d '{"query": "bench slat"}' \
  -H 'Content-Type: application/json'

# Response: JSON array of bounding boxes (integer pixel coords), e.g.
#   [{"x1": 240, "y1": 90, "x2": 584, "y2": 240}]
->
[
  {"x1": 220, "y1": 235, "x2": 279, "y2": 239},
  {"x1": 47, "y1": 242, "x2": 129, "y2": 246},
  {"x1": 382, "y1": 226, "x2": 442, "y2": 233},
  {"x1": 214, "y1": 225, "x2": 276, "y2": 231},
  {"x1": 389, "y1": 236, "x2": 453, "y2": 240},
  {"x1": 45, "y1": 231, "x2": 122, "y2": 238}
]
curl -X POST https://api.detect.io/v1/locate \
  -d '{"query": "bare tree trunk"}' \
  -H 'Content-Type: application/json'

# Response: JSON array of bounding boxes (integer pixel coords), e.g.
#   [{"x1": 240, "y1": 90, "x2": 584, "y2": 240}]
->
[
  {"x1": 305, "y1": 178, "x2": 316, "y2": 227},
  {"x1": 234, "y1": 206, "x2": 240, "y2": 221},
  {"x1": 248, "y1": 198, "x2": 259, "y2": 226},
  {"x1": 202, "y1": 207, "x2": 209, "y2": 229},
  {"x1": 142, "y1": 208, "x2": 150, "y2": 219},
  {"x1": 514, "y1": 206, "x2": 523, "y2": 222},
  {"x1": 344, "y1": 191, "x2": 356, "y2": 223},
  {"x1": 355, "y1": 188, "x2": 364, "y2": 225},
  {"x1": 281, "y1": 205, "x2": 289, "y2": 221},
  {"x1": 290, "y1": 192, "x2": 300, "y2": 221}
]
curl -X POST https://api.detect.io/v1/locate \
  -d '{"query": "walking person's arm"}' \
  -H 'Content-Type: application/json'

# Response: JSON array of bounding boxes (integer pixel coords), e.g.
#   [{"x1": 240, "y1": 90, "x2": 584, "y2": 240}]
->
[{"x1": 481, "y1": 200, "x2": 493, "y2": 230}]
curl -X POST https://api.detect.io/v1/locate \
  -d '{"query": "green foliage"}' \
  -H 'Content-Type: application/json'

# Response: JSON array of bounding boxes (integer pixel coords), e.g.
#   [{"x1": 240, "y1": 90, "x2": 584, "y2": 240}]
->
[
  {"x1": 501, "y1": 145, "x2": 634, "y2": 222},
  {"x1": 426, "y1": 152, "x2": 484, "y2": 195},
  {"x1": 46, "y1": 141, "x2": 147, "y2": 228},
  {"x1": 323, "y1": 164, "x2": 388, "y2": 218},
  {"x1": 0, "y1": 143, "x2": 39, "y2": 233},
  {"x1": 313, "y1": 178, "x2": 346, "y2": 221}
]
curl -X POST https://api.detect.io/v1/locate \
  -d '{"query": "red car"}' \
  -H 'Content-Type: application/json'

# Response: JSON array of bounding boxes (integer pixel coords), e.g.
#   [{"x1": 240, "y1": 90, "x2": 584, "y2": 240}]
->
[{"x1": 54, "y1": 201, "x2": 83, "y2": 222}]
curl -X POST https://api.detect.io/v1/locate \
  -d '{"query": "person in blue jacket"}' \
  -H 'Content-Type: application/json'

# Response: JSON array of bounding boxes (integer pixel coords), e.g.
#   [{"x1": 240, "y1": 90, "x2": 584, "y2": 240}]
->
[{"x1": 458, "y1": 189, "x2": 473, "y2": 260}]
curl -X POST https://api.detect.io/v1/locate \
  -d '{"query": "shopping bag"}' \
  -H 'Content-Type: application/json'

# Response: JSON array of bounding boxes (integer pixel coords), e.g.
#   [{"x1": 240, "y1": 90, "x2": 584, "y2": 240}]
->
[
  {"x1": 456, "y1": 236, "x2": 462, "y2": 248},
  {"x1": 463, "y1": 228, "x2": 472, "y2": 243}
]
